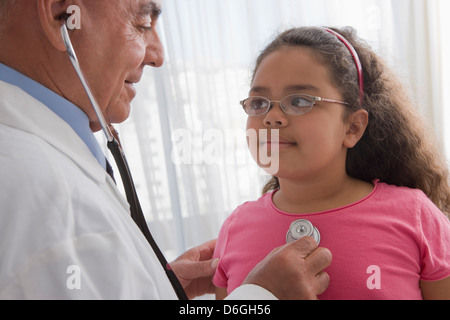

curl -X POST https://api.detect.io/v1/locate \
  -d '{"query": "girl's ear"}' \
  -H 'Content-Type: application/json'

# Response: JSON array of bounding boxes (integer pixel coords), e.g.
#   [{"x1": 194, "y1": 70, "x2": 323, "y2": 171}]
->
[{"x1": 343, "y1": 109, "x2": 369, "y2": 148}]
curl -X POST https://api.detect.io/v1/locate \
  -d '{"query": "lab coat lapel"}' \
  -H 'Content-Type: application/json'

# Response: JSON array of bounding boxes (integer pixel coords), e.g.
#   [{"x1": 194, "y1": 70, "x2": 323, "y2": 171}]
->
[{"x1": 0, "y1": 80, "x2": 105, "y2": 184}]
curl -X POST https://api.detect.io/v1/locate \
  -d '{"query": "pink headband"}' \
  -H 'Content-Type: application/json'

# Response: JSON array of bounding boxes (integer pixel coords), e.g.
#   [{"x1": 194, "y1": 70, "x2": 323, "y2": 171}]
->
[{"x1": 324, "y1": 28, "x2": 365, "y2": 106}]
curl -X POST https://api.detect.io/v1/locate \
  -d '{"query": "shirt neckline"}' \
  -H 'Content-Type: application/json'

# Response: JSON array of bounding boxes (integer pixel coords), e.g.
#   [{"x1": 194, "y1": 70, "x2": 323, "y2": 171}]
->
[{"x1": 268, "y1": 179, "x2": 381, "y2": 217}]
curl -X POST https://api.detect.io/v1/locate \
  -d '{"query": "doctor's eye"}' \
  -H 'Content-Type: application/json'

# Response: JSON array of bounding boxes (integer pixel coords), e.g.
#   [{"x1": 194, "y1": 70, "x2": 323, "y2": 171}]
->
[
  {"x1": 135, "y1": 16, "x2": 153, "y2": 33},
  {"x1": 138, "y1": 25, "x2": 152, "y2": 32}
]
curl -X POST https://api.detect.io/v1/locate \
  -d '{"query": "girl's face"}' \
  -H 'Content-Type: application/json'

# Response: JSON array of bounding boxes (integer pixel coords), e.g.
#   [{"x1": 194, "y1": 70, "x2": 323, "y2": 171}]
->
[{"x1": 247, "y1": 46, "x2": 355, "y2": 182}]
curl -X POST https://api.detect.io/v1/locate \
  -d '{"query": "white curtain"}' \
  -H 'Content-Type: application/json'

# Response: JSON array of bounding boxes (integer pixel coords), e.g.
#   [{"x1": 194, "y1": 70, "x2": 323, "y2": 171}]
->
[{"x1": 100, "y1": 0, "x2": 450, "y2": 260}]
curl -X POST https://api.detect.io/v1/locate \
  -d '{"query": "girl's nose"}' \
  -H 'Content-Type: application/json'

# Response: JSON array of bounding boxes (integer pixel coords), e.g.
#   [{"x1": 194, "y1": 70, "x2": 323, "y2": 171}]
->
[{"x1": 264, "y1": 102, "x2": 288, "y2": 128}]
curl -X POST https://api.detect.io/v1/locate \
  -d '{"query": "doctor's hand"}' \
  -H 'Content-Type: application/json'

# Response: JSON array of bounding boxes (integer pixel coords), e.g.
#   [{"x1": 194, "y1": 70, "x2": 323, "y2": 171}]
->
[
  {"x1": 243, "y1": 237, "x2": 332, "y2": 300},
  {"x1": 169, "y1": 239, "x2": 218, "y2": 300}
]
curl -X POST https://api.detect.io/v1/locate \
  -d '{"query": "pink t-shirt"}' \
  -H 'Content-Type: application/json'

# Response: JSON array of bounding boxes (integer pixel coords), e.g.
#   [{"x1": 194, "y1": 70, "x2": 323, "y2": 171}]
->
[{"x1": 213, "y1": 181, "x2": 450, "y2": 300}]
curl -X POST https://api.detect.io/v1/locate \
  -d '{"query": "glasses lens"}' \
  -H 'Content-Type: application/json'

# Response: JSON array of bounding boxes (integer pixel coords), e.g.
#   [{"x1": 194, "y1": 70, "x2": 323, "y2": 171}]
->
[
  {"x1": 282, "y1": 95, "x2": 314, "y2": 115},
  {"x1": 243, "y1": 97, "x2": 270, "y2": 115}
]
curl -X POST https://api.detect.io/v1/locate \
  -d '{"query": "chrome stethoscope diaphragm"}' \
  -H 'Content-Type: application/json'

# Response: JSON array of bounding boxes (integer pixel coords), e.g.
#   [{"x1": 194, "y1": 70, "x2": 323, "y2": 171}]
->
[{"x1": 286, "y1": 219, "x2": 321, "y2": 245}]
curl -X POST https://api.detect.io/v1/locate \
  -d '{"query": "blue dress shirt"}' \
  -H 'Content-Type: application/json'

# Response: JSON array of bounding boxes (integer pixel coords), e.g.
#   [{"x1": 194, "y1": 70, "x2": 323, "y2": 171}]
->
[{"x1": 0, "y1": 63, "x2": 106, "y2": 170}]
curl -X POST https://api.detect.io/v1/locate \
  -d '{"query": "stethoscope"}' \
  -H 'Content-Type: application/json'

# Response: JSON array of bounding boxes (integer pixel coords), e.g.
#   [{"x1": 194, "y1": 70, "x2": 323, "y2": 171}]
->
[{"x1": 60, "y1": 23, "x2": 188, "y2": 300}]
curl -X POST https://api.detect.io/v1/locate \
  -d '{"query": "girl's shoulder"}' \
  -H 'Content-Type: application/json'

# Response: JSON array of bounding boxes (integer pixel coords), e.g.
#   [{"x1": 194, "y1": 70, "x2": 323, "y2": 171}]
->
[
  {"x1": 374, "y1": 180, "x2": 429, "y2": 201},
  {"x1": 234, "y1": 191, "x2": 274, "y2": 211},
  {"x1": 373, "y1": 180, "x2": 448, "y2": 222},
  {"x1": 221, "y1": 191, "x2": 277, "y2": 228}
]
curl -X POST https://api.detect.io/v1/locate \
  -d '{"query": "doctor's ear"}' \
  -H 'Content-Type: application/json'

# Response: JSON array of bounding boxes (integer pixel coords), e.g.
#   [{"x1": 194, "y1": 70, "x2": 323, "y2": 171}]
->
[{"x1": 37, "y1": 0, "x2": 73, "y2": 52}]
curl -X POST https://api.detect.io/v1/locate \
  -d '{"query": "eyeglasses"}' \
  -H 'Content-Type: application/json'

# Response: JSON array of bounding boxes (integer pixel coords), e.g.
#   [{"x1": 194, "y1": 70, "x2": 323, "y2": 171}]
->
[{"x1": 240, "y1": 93, "x2": 349, "y2": 116}]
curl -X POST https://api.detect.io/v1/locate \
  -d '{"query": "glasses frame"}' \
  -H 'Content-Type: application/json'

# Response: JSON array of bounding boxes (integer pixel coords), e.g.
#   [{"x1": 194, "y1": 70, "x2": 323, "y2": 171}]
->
[{"x1": 240, "y1": 93, "x2": 349, "y2": 116}]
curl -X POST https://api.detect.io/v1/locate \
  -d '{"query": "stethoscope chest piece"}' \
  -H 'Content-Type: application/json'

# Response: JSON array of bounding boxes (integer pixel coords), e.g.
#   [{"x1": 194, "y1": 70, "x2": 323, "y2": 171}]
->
[{"x1": 286, "y1": 219, "x2": 321, "y2": 245}]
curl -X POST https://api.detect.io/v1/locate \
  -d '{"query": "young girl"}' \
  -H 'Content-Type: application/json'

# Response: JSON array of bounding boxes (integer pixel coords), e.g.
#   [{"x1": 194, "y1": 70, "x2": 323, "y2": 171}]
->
[{"x1": 213, "y1": 26, "x2": 450, "y2": 300}]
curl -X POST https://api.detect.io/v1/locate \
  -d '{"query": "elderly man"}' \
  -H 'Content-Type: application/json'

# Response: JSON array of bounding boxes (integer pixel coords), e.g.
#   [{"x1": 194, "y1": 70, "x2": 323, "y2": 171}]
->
[{"x1": 0, "y1": 0, "x2": 331, "y2": 299}]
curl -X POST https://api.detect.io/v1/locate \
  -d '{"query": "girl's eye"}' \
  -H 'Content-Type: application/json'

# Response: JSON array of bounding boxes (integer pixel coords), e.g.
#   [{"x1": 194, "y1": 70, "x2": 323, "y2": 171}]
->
[
  {"x1": 290, "y1": 97, "x2": 310, "y2": 107},
  {"x1": 250, "y1": 99, "x2": 269, "y2": 110}
]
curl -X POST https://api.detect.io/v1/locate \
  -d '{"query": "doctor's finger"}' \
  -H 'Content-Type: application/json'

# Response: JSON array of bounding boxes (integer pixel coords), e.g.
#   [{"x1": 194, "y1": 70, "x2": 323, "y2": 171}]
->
[
  {"x1": 305, "y1": 247, "x2": 332, "y2": 275},
  {"x1": 315, "y1": 271, "x2": 331, "y2": 296},
  {"x1": 197, "y1": 239, "x2": 217, "y2": 261},
  {"x1": 290, "y1": 236, "x2": 319, "y2": 258}
]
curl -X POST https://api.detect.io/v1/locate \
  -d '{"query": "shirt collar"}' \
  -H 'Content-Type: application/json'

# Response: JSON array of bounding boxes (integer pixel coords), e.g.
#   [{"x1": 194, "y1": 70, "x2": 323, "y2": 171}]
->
[{"x1": 0, "y1": 63, "x2": 106, "y2": 170}]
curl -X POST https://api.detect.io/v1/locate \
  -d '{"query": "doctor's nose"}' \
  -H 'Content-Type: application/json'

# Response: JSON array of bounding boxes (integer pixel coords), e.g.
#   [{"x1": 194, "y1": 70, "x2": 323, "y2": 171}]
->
[
  {"x1": 145, "y1": 32, "x2": 165, "y2": 68},
  {"x1": 264, "y1": 102, "x2": 288, "y2": 128}
]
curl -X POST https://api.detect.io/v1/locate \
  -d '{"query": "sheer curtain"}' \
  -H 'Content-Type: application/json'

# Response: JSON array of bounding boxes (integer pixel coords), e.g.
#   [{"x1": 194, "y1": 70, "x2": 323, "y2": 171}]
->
[{"x1": 100, "y1": 0, "x2": 450, "y2": 260}]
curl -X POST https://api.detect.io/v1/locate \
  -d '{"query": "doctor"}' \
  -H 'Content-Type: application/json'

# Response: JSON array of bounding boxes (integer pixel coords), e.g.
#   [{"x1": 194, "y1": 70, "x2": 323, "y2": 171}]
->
[{"x1": 0, "y1": 0, "x2": 331, "y2": 300}]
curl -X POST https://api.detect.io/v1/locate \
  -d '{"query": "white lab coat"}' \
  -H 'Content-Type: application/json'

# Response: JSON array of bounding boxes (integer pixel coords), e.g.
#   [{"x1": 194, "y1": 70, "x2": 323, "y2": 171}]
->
[
  {"x1": 0, "y1": 80, "x2": 276, "y2": 300},
  {"x1": 0, "y1": 80, "x2": 180, "y2": 299}
]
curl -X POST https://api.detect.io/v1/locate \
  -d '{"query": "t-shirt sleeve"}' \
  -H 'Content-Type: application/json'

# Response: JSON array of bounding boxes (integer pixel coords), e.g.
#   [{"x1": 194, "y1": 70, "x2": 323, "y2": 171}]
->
[
  {"x1": 212, "y1": 212, "x2": 237, "y2": 289},
  {"x1": 418, "y1": 196, "x2": 450, "y2": 281}
]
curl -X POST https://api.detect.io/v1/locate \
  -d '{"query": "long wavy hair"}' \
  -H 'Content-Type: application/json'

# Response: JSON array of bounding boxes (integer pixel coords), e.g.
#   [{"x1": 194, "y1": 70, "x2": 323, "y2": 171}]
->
[{"x1": 255, "y1": 26, "x2": 450, "y2": 216}]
